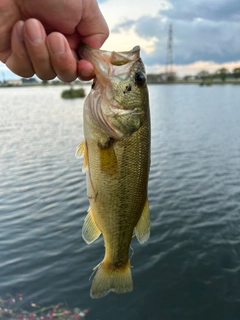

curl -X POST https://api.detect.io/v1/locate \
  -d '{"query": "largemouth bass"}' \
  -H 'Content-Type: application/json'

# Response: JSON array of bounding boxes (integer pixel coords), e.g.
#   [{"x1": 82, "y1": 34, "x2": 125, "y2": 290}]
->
[{"x1": 76, "y1": 44, "x2": 151, "y2": 299}]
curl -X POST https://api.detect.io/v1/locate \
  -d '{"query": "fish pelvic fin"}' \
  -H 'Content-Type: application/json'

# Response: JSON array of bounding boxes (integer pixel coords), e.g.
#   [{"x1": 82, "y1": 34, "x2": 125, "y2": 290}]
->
[
  {"x1": 82, "y1": 207, "x2": 101, "y2": 244},
  {"x1": 90, "y1": 260, "x2": 133, "y2": 299},
  {"x1": 75, "y1": 140, "x2": 88, "y2": 172},
  {"x1": 135, "y1": 198, "x2": 150, "y2": 244}
]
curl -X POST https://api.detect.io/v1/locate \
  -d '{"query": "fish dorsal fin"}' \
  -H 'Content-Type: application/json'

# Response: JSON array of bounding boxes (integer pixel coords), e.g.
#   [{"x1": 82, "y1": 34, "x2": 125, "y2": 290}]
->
[
  {"x1": 75, "y1": 140, "x2": 88, "y2": 172},
  {"x1": 135, "y1": 198, "x2": 150, "y2": 244},
  {"x1": 98, "y1": 139, "x2": 118, "y2": 176},
  {"x1": 82, "y1": 207, "x2": 101, "y2": 244}
]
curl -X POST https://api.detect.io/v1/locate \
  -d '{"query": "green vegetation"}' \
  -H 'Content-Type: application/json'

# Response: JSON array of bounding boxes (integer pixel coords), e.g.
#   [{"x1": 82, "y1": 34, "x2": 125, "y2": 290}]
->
[
  {"x1": 61, "y1": 87, "x2": 85, "y2": 99},
  {"x1": 147, "y1": 72, "x2": 177, "y2": 83},
  {"x1": 147, "y1": 66, "x2": 240, "y2": 85},
  {"x1": 194, "y1": 67, "x2": 240, "y2": 86},
  {"x1": 216, "y1": 67, "x2": 228, "y2": 82},
  {"x1": 233, "y1": 67, "x2": 240, "y2": 80}
]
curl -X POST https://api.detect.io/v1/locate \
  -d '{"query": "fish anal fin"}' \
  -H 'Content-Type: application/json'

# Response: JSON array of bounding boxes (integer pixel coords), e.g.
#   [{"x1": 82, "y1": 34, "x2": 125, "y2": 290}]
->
[
  {"x1": 75, "y1": 140, "x2": 88, "y2": 172},
  {"x1": 135, "y1": 198, "x2": 150, "y2": 244},
  {"x1": 98, "y1": 139, "x2": 118, "y2": 175},
  {"x1": 82, "y1": 207, "x2": 101, "y2": 244},
  {"x1": 90, "y1": 259, "x2": 133, "y2": 299}
]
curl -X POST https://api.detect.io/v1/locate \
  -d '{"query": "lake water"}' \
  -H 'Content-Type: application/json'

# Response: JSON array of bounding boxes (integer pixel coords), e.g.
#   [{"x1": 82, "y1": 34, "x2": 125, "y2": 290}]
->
[{"x1": 0, "y1": 84, "x2": 240, "y2": 320}]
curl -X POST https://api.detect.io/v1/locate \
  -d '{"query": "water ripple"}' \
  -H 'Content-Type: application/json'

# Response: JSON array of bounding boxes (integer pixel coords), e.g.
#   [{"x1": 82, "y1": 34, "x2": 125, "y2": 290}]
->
[{"x1": 1, "y1": 85, "x2": 240, "y2": 319}]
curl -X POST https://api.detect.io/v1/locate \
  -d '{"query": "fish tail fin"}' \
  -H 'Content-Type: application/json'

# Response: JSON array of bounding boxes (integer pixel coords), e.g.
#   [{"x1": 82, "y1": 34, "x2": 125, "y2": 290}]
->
[{"x1": 90, "y1": 260, "x2": 133, "y2": 299}]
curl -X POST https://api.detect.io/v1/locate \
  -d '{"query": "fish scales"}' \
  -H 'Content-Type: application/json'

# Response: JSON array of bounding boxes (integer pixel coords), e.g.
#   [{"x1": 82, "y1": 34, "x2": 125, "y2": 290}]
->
[
  {"x1": 76, "y1": 44, "x2": 151, "y2": 298},
  {"x1": 88, "y1": 119, "x2": 149, "y2": 262}
]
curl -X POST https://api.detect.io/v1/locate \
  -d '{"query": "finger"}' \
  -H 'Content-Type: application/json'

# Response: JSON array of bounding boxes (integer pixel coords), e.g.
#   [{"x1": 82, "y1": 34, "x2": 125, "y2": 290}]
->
[
  {"x1": 47, "y1": 32, "x2": 77, "y2": 83},
  {"x1": 76, "y1": 0, "x2": 109, "y2": 48},
  {"x1": 77, "y1": 59, "x2": 95, "y2": 81},
  {"x1": 5, "y1": 21, "x2": 35, "y2": 78},
  {"x1": 62, "y1": 33, "x2": 94, "y2": 80},
  {"x1": 23, "y1": 19, "x2": 56, "y2": 80}
]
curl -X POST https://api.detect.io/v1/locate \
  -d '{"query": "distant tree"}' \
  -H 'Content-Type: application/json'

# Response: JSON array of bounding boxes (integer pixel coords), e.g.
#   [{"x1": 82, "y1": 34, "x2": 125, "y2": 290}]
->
[
  {"x1": 216, "y1": 68, "x2": 228, "y2": 82},
  {"x1": 42, "y1": 80, "x2": 49, "y2": 85},
  {"x1": 167, "y1": 72, "x2": 176, "y2": 82},
  {"x1": 183, "y1": 75, "x2": 192, "y2": 82},
  {"x1": 21, "y1": 77, "x2": 38, "y2": 84},
  {"x1": 52, "y1": 80, "x2": 63, "y2": 85},
  {"x1": 147, "y1": 74, "x2": 164, "y2": 83},
  {"x1": 196, "y1": 70, "x2": 210, "y2": 80},
  {"x1": 233, "y1": 67, "x2": 240, "y2": 80}
]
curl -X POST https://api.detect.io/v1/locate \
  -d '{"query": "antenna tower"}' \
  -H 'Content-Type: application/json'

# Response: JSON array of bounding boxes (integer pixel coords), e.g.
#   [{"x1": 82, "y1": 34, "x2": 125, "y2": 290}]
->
[{"x1": 165, "y1": 24, "x2": 173, "y2": 78}]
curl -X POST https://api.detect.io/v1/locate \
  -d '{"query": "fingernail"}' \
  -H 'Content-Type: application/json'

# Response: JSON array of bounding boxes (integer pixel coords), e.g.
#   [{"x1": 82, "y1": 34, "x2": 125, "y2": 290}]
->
[
  {"x1": 49, "y1": 35, "x2": 66, "y2": 56},
  {"x1": 25, "y1": 19, "x2": 43, "y2": 44},
  {"x1": 81, "y1": 69, "x2": 94, "y2": 79},
  {"x1": 15, "y1": 21, "x2": 24, "y2": 41}
]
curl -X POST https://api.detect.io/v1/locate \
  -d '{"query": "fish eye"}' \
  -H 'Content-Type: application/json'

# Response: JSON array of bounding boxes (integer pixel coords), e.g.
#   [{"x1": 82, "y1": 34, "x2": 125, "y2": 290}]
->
[{"x1": 134, "y1": 72, "x2": 146, "y2": 86}]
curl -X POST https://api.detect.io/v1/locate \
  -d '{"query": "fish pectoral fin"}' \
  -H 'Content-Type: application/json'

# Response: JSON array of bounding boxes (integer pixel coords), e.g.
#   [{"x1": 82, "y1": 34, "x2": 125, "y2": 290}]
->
[
  {"x1": 135, "y1": 198, "x2": 150, "y2": 244},
  {"x1": 98, "y1": 140, "x2": 118, "y2": 175},
  {"x1": 75, "y1": 140, "x2": 88, "y2": 172},
  {"x1": 82, "y1": 207, "x2": 101, "y2": 244},
  {"x1": 75, "y1": 140, "x2": 85, "y2": 158}
]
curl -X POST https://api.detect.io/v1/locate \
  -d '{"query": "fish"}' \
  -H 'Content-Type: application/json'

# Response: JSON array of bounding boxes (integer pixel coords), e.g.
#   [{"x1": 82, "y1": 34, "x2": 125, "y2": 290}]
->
[{"x1": 76, "y1": 44, "x2": 151, "y2": 299}]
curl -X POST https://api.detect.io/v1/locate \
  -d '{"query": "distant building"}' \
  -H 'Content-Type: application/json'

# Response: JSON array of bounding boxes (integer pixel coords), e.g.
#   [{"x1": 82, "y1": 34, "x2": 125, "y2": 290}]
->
[
  {"x1": 5, "y1": 77, "x2": 38, "y2": 86},
  {"x1": 7, "y1": 79, "x2": 23, "y2": 86}
]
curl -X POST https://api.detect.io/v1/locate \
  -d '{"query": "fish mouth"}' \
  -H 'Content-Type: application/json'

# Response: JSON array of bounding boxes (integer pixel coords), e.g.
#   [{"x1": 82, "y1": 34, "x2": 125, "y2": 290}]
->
[
  {"x1": 80, "y1": 44, "x2": 145, "y2": 139},
  {"x1": 78, "y1": 44, "x2": 141, "y2": 85}
]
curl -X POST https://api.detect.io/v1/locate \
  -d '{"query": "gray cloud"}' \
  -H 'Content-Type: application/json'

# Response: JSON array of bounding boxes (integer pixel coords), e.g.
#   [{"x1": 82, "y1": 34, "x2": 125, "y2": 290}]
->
[
  {"x1": 163, "y1": 0, "x2": 240, "y2": 22},
  {"x1": 112, "y1": 0, "x2": 240, "y2": 66}
]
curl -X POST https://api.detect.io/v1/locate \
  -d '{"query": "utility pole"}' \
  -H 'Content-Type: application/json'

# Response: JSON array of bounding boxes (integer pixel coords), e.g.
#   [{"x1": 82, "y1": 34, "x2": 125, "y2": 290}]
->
[{"x1": 165, "y1": 24, "x2": 173, "y2": 81}]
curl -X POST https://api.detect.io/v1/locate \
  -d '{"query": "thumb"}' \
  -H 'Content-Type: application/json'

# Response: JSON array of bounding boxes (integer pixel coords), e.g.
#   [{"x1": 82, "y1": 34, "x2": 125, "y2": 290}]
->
[{"x1": 76, "y1": 0, "x2": 109, "y2": 49}]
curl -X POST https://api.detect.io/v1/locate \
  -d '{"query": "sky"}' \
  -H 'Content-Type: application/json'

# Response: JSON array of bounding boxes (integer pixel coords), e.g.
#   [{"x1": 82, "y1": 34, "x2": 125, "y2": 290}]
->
[{"x1": 1, "y1": 0, "x2": 240, "y2": 80}]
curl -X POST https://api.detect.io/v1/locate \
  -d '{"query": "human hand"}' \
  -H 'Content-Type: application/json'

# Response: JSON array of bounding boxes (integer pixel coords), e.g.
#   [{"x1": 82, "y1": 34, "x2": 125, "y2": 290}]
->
[{"x1": 0, "y1": 0, "x2": 109, "y2": 81}]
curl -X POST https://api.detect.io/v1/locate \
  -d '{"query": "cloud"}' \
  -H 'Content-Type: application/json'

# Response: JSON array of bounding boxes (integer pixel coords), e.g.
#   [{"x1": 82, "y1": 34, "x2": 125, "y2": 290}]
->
[
  {"x1": 99, "y1": 0, "x2": 169, "y2": 30},
  {"x1": 110, "y1": 0, "x2": 240, "y2": 67},
  {"x1": 162, "y1": 0, "x2": 240, "y2": 22},
  {"x1": 168, "y1": 20, "x2": 240, "y2": 64}
]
